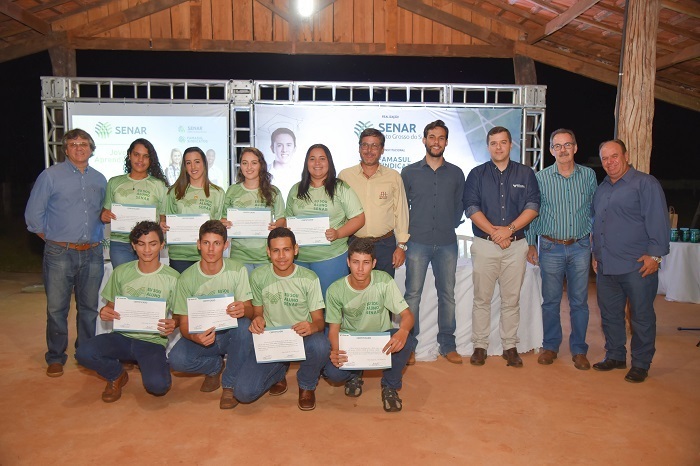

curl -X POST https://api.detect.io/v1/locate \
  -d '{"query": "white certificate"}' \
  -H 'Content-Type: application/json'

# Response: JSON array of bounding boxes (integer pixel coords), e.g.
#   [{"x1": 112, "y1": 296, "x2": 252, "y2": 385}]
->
[
  {"x1": 166, "y1": 214, "x2": 209, "y2": 244},
  {"x1": 287, "y1": 216, "x2": 330, "y2": 246},
  {"x1": 111, "y1": 204, "x2": 157, "y2": 233},
  {"x1": 227, "y1": 208, "x2": 271, "y2": 238},
  {"x1": 112, "y1": 296, "x2": 166, "y2": 333},
  {"x1": 339, "y1": 332, "x2": 392, "y2": 370},
  {"x1": 186, "y1": 294, "x2": 238, "y2": 333},
  {"x1": 252, "y1": 327, "x2": 306, "y2": 363}
]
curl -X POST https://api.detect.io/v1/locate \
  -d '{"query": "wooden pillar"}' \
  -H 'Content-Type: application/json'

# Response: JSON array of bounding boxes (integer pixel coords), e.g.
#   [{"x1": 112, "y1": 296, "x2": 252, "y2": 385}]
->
[
  {"x1": 48, "y1": 45, "x2": 76, "y2": 77},
  {"x1": 385, "y1": 0, "x2": 398, "y2": 55},
  {"x1": 615, "y1": 0, "x2": 660, "y2": 174},
  {"x1": 513, "y1": 54, "x2": 537, "y2": 85}
]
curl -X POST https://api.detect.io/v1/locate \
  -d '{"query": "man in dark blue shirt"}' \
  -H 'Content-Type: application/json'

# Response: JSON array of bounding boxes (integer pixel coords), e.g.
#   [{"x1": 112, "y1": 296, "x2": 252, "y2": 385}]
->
[
  {"x1": 591, "y1": 139, "x2": 669, "y2": 383},
  {"x1": 401, "y1": 120, "x2": 465, "y2": 365},
  {"x1": 463, "y1": 126, "x2": 540, "y2": 368}
]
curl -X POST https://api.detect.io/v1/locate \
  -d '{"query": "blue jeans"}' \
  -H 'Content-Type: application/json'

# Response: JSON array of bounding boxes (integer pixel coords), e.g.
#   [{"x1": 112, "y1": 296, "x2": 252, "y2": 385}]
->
[
  {"x1": 350, "y1": 235, "x2": 397, "y2": 278},
  {"x1": 109, "y1": 240, "x2": 137, "y2": 269},
  {"x1": 75, "y1": 332, "x2": 170, "y2": 395},
  {"x1": 43, "y1": 241, "x2": 104, "y2": 365},
  {"x1": 168, "y1": 321, "x2": 251, "y2": 389},
  {"x1": 169, "y1": 259, "x2": 196, "y2": 274},
  {"x1": 296, "y1": 251, "x2": 349, "y2": 299},
  {"x1": 596, "y1": 270, "x2": 658, "y2": 370},
  {"x1": 404, "y1": 240, "x2": 458, "y2": 355},
  {"x1": 253, "y1": 332, "x2": 329, "y2": 391},
  {"x1": 323, "y1": 329, "x2": 417, "y2": 389},
  {"x1": 538, "y1": 236, "x2": 591, "y2": 355}
]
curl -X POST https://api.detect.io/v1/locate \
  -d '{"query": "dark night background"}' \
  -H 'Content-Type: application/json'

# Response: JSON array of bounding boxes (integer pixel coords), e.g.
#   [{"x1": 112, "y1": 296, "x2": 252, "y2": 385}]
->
[{"x1": 1, "y1": 50, "x2": 699, "y2": 229}]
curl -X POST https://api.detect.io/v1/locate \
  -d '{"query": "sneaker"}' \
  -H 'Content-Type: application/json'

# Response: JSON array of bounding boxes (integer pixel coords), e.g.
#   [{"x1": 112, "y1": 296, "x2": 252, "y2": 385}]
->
[
  {"x1": 381, "y1": 386, "x2": 403, "y2": 412},
  {"x1": 344, "y1": 374, "x2": 364, "y2": 397},
  {"x1": 201, "y1": 361, "x2": 224, "y2": 392},
  {"x1": 220, "y1": 388, "x2": 239, "y2": 409},
  {"x1": 102, "y1": 371, "x2": 129, "y2": 403},
  {"x1": 46, "y1": 363, "x2": 64, "y2": 378}
]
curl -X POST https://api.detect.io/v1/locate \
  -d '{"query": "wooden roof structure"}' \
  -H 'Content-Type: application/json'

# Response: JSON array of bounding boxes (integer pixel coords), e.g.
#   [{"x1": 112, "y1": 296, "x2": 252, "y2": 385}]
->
[{"x1": 1, "y1": 0, "x2": 698, "y2": 111}]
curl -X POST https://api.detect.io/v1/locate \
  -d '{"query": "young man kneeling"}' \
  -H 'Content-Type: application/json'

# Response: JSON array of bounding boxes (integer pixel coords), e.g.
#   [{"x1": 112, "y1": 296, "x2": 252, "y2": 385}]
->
[
  {"x1": 323, "y1": 238, "x2": 417, "y2": 412},
  {"x1": 76, "y1": 221, "x2": 179, "y2": 402}
]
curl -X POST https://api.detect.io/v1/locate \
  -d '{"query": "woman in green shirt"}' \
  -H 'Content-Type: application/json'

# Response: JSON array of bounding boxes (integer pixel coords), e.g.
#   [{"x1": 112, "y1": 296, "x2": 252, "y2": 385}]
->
[
  {"x1": 161, "y1": 147, "x2": 225, "y2": 273},
  {"x1": 101, "y1": 138, "x2": 169, "y2": 268},
  {"x1": 222, "y1": 147, "x2": 286, "y2": 273}
]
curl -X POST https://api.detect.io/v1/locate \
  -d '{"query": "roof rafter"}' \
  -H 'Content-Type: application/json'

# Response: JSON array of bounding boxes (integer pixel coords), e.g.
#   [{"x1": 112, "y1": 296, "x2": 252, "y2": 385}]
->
[
  {"x1": 657, "y1": 42, "x2": 700, "y2": 70},
  {"x1": 529, "y1": 0, "x2": 602, "y2": 44},
  {"x1": 0, "y1": 0, "x2": 51, "y2": 35}
]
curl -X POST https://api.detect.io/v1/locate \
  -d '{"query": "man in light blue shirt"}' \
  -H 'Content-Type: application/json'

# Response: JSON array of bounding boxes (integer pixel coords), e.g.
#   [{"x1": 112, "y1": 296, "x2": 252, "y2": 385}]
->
[
  {"x1": 25, "y1": 128, "x2": 107, "y2": 378},
  {"x1": 526, "y1": 129, "x2": 597, "y2": 370}
]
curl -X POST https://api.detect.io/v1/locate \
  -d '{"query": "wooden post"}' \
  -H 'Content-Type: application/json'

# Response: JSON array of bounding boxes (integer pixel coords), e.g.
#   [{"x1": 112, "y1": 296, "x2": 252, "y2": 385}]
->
[
  {"x1": 48, "y1": 45, "x2": 76, "y2": 77},
  {"x1": 615, "y1": 0, "x2": 660, "y2": 174},
  {"x1": 513, "y1": 54, "x2": 537, "y2": 85}
]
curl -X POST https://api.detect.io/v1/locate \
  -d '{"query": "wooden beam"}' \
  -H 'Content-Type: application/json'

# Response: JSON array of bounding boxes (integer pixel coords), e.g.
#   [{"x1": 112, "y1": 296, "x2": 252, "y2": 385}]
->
[
  {"x1": 312, "y1": 0, "x2": 339, "y2": 15},
  {"x1": 398, "y1": 0, "x2": 512, "y2": 48},
  {"x1": 0, "y1": 32, "x2": 66, "y2": 63},
  {"x1": 525, "y1": 0, "x2": 621, "y2": 37},
  {"x1": 515, "y1": 41, "x2": 700, "y2": 112},
  {"x1": 255, "y1": 0, "x2": 294, "y2": 23},
  {"x1": 190, "y1": 0, "x2": 202, "y2": 51},
  {"x1": 450, "y1": 0, "x2": 529, "y2": 33},
  {"x1": 529, "y1": 0, "x2": 601, "y2": 44},
  {"x1": 513, "y1": 53, "x2": 537, "y2": 84},
  {"x1": 48, "y1": 45, "x2": 76, "y2": 76},
  {"x1": 656, "y1": 42, "x2": 700, "y2": 70},
  {"x1": 69, "y1": 0, "x2": 191, "y2": 38},
  {"x1": 0, "y1": 0, "x2": 52, "y2": 35},
  {"x1": 660, "y1": 0, "x2": 700, "y2": 19},
  {"x1": 386, "y1": 0, "x2": 398, "y2": 55},
  {"x1": 479, "y1": 0, "x2": 546, "y2": 26},
  {"x1": 32, "y1": 0, "x2": 117, "y2": 23}
]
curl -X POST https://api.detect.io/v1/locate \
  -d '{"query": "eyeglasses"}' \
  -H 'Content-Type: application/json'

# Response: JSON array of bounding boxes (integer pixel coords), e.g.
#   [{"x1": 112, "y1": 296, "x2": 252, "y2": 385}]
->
[
  {"x1": 360, "y1": 143, "x2": 382, "y2": 151},
  {"x1": 551, "y1": 142, "x2": 575, "y2": 151},
  {"x1": 67, "y1": 142, "x2": 90, "y2": 149}
]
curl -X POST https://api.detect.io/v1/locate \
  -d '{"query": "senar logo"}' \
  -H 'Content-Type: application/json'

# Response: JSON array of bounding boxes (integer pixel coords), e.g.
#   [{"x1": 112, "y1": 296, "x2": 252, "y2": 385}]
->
[
  {"x1": 94, "y1": 122, "x2": 112, "y2": 139},
  {"x1": 354, "y1": 121, "x2": 373, "y2": 139}
]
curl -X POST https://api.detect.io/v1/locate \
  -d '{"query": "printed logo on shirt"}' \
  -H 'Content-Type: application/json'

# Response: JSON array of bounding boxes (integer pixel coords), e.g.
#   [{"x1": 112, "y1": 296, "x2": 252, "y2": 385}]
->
[
  {"x1": 512, "y1": 184, "x2": 525, "y2": 188},
  {"x1": 264, "y1": 291, "x2": 283, "y2": 305},
  {"x1": 378, "y1": 191, "x2": 388, "y2": 200}
]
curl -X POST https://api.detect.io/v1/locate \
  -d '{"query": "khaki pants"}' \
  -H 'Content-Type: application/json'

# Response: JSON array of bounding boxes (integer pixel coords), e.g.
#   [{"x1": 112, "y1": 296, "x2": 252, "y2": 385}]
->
[{"x1": 470, "y1": 237, "x2": 528, "y2": 350}]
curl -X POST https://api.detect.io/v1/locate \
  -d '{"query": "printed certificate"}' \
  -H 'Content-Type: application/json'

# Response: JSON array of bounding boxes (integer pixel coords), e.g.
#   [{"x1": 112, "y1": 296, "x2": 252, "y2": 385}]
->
[
  {"x1": 253, "y1": 327, "x2": 306, "y2": 363},
  {"x1": 166, "y1": 214, "x2": 209, "y2": 244},
  {"x1": 287, "y1": 216, "x2": 330, "y2": 246},
  {"x1": 112, "y1": 296, "x2": 166, "y2": 333},
  {"x1": 339, "y1": 332, "x2": 392, "y2": 370},
  {"x1": 227, "y1": 208, "x2": 271, "y2": 238},
  {"x1": 186, "y1": 294, "x2": 238, "y2": 333},
  {"x1": 111, "y1": 204, "x2": 157, "y2": 233}
]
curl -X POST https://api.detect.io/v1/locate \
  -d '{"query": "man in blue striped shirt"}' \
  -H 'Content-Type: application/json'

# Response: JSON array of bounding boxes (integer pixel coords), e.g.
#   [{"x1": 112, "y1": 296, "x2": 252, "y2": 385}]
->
[{"x1": 525, "y1": 129, "x2": 597, "y2": 370}]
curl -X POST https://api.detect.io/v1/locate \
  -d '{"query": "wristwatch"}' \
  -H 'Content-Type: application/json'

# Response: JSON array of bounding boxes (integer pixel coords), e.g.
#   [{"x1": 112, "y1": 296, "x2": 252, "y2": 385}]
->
[
  {"x1": 651, "y1": 256, "x2": 662, "y2": 264},
  {"x1": 397, "y1": 243, "x2": 408, "y2": 251},
  {"x1": 508, "y1": 223, "x2": 516, "y2": 232}
]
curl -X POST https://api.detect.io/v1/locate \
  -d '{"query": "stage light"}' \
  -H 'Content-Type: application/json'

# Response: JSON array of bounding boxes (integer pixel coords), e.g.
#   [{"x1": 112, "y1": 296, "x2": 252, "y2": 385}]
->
[{"x1": 297, "y1": 0, "x2": 314, "y2": 17}]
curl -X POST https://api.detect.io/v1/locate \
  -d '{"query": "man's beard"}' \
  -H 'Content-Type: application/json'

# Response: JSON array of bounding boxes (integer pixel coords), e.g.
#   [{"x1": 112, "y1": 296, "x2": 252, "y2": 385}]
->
[{"x1": 425, "y1": 143, "x2": 445, "y2": 158}]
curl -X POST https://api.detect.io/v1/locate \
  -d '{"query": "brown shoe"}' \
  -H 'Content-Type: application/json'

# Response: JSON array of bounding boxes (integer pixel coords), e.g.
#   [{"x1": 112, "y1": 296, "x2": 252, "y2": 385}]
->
[
  {"x1": 572, "y1": 354, "x2": 591, "y2": 370},
  {"x1": 298, "y1": 388, "x2": 316, "y2": 411},
  {"x1": 200, "y1": 361, "x2": 224, "y2": 392},
  {"x1": 102, "y1": 371, "x2": 129, "y2": 403},
  {"x1": 502, "y1": 348, "x2": 523, "y2": 368},
  {"x1": 537, "y1": 350, "x2": 557, "y2": 365},
  {"x1": 46, "y1": 363, "x2": 64, "y2": 378},
  {"x1": 443, "y1": 351, "x2": 463, "y2": 364},
  {"x1": 269, "y1": 377, "x2": 288, "y2": 396},
  {"x1": 470, "y1": 348, "x2": 486, "y2": 366},
  {"x1": 406, "y1": 352, "x2": 416, "y2": 366},
  {"x1": 219, "y1": 388, "x2": 239, "y2": 409}
]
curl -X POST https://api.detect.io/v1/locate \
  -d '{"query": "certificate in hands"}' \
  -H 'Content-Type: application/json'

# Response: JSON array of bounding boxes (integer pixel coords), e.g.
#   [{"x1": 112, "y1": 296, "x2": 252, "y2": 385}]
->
[
  {"x1": 111, "y1": 204, "x2": 157, "y2": 233},
  {"x1": 252, "y1": 327, "x2": 306, "y2": 363},
  {"x1": 227, "y1": 208, "x2": 271, "y2": 238},
  {"x1": 186, "y1": 294, "x2": 238, "y2": 333},
  {"x1": 287, "y1": 216, "x2": 330, "y2": 246},
  {"x1": 166, "y1": 214, "x2": 209, "y2": 244},
  {"x1": 112, "y1": 296, "x2": 166, "y2": 333},
  {"x1": 339, "y1": 332, "x2": 392, "y2": 370}
]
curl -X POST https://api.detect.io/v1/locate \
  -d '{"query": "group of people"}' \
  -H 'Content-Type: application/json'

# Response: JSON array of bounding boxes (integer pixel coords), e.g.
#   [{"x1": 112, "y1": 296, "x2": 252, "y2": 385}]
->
[{"x1": 24, "y1": 120, "x2": 669, "y2": 414}]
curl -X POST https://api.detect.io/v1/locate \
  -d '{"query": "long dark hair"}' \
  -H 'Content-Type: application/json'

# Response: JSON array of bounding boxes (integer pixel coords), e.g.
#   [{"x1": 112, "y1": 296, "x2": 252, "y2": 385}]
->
[
  {"x1": 236, "y1": 147, "x2": 275, "y2": 207},
  {"x1": 296, "y1": 144, "x2": 340, "y2": 202},
  {"x1": 168, "y1": 146, "x2": 220, "y2": 200},
  {"x1": 124, "y1": 138, "x2": 169, "y2": 187}
]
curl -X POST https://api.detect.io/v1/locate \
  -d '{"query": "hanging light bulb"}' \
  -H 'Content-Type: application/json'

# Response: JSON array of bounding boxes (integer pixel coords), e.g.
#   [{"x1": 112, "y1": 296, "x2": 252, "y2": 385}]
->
[{"x1": 298, "y1": 0, "x2": 314, "y2": 17}]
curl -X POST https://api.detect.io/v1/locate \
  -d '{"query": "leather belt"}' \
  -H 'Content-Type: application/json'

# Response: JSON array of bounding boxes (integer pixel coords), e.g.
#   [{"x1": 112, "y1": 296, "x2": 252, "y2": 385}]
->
[
  {"x1": 364, "y1": 230, "x2": 395, "y2": 242},
  {"x1": 475, "y1": 232, "x2": 525, "y2": 242},
  {"x1": 541, "y1": 235, "x2": 583, "y2": 246},
  {"x1": 49, "y1": 241, "x2": 101, "y2": 251}
]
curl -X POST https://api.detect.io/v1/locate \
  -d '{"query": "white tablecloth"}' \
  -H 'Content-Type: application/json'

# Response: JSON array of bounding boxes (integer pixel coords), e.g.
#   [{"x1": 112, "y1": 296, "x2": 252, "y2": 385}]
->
[
  {"x1": 657, "y1": 242, "x2": 700, "y2": 304},
  {"x1": 394, "y1": 258, "x2": 543, "y2": 361}
]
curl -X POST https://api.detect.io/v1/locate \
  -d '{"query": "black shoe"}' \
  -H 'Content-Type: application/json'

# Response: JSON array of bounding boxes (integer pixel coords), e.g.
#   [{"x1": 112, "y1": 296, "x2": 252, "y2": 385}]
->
[
  {"x1": 344, "y1": 374, "x2": 364, "y2": 397},
  {"x1": 624, "y1": 367, "x2": 648, "y2": 383},
  {"x1": 381, "y1": 386, "x2": 402, "y2": 412},
  {"x1": 592, "y1": 358, "x2": 627, "y2": 371}
]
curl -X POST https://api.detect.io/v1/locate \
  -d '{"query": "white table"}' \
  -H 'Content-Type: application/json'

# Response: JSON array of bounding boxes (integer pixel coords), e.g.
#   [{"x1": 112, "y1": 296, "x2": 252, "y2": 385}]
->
[
  {"x1": 394, "y1": 258, "x2": 543, "y2": 361},
  {"x1": 658, "y1": 242, "x2": 700, "y2": 304}
]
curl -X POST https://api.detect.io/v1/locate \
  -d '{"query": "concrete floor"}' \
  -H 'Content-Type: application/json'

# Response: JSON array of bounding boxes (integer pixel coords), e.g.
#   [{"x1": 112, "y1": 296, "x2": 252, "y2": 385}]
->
[{"x1": 1, "y1": 271, "x2": 698, "y2": 465}]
